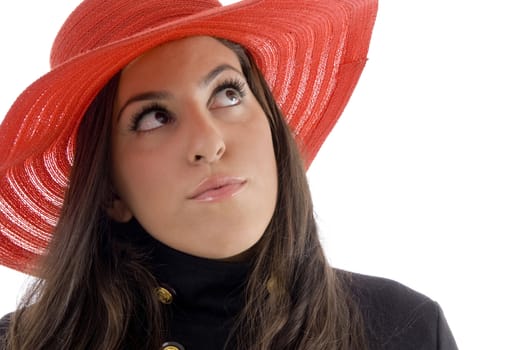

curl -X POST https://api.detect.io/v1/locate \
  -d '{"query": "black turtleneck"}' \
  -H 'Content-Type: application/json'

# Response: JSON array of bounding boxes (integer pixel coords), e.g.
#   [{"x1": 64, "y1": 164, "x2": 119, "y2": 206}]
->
[
  {"x1": 149, "y1": 238, "x2": 250, "y2": 349},
  {"x1": 112, "y1": 217, "x2": 251, "y2": 350}
]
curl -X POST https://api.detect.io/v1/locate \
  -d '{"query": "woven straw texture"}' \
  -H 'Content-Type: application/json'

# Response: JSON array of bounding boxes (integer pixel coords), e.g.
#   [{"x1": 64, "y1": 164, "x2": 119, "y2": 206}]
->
[{"x1": 0, "y1": 0, "x2": 378, "y2": 273}]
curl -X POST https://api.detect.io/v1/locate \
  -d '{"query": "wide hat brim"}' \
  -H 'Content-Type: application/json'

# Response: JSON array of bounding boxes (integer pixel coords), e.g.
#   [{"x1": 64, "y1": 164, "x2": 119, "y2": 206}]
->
[{"x1": 0, "y1": 0, "x2": 378, "y2": 273}]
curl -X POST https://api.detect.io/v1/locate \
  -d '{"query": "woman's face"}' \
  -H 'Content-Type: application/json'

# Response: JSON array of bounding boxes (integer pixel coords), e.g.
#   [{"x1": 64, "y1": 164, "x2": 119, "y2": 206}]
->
[{"x1": 110, "y1": 36, "x2": 278, "y2": 260}]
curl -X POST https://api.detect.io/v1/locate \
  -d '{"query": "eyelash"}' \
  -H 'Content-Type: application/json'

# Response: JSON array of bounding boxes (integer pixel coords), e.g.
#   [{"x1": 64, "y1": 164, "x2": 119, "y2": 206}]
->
[
  {"x1": 129, "y1": 102, "x2": 170, "y2": 132},
  {"x1": 128, "y1": 77, "x2": 248, "y2": 132},
  {"x1": 210, "y1": 77, "x2": 247, "y2": 101}
]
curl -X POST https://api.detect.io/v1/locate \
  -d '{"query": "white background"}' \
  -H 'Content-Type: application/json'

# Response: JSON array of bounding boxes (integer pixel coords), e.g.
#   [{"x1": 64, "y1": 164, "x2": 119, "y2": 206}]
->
[{"x1": 1, "y1": 1, "x2": 525, "y2": 349}]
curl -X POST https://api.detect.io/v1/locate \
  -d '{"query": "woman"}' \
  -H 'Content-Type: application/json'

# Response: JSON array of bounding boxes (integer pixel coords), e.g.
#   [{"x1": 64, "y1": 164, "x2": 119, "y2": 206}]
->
[{"x1": 0, "y1": 0, "x2": 457, "y2": 349}]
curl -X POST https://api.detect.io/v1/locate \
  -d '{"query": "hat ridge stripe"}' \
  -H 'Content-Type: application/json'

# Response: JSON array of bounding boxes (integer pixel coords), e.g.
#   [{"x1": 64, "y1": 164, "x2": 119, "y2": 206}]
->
[
  {"x1": 28, "y1": 161, "x2": 63, "y2": 207},
  {"x1": 43, "y1": 148, "x2": 69, "y2": 194},
  {"x1": 275, "y1": 3, "x2": 345, "y2": 138},
  {"x1": 298, "y1": 19, "x2": 347, "y2": 136},
  {"x1": 0, "y1": 196, "x2": 49, "y2": 255},
  {"x1": 4, "y1": 170, "x2": 56, "y2": 237},
  {"x1": 7, "y1": 167, "x2": 58, "y2": 228}
]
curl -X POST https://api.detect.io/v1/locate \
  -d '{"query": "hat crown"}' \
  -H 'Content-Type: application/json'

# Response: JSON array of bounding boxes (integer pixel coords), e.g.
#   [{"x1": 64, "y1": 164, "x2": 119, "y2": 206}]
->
[{"x1": 50, "y1": 0, "x2": 222, "y2": 68}]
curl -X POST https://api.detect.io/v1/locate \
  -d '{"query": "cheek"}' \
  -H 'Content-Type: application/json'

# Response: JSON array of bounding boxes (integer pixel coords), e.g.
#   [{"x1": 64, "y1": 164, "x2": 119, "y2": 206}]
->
[
  {"x1": 258, "y1": 132, "x2": 277, "y2": 177},
  {"x1": 112, "y1": 153, "x2": 148, "y2": 205},
  {"x1": 249, "y1": 117, "x2": 278, "y2": 191},
  {"x1": 111, "y1": 143, "x2": 180, "y2": 205}
]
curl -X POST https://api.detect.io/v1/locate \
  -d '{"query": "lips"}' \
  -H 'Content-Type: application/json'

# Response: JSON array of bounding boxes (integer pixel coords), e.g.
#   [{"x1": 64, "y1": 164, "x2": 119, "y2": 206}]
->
[{"x1": 188, "y1": 176, "x2": 247, "y2": 202}]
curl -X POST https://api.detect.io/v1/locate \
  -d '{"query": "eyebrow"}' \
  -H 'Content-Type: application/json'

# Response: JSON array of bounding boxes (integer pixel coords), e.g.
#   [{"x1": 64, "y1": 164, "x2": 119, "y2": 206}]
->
[
  {"x1": 116, "y1": 64, "x2": 243, "y2": 121},
  {"x1": 200, "y1": 63, "x2": 243, "y2": 87},
  {"x1": 116, "y1": 91, "x2": 171, "y2": 122}
]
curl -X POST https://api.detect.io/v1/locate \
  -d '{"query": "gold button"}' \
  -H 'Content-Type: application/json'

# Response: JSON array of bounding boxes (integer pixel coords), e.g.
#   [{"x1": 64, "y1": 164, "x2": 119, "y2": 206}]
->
[
  {"x1": 161, "y1": 341, "x2": 185, "y2": 350},
  {"x1": 266, "y1": 277, "x2": 276, "y2": 294},
  {"x1": 155, "y1": 286, "x2": 174, "y2": 304}
]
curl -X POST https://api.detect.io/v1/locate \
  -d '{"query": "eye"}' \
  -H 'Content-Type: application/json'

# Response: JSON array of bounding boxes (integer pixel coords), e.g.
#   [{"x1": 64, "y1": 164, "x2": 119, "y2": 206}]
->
[
  {"x1": 209, "y1": 78, "x2": 247, "y2": 109},
  {"x1": 130, "y1": 104, "x2": 174, "y2": 132},
  {"x1": 216, "y1": 88, "x2": 241, "y2": 106}
]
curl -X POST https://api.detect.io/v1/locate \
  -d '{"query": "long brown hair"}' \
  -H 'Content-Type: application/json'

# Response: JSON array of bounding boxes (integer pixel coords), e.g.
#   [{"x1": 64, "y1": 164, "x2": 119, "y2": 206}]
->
[{"x1": 5, "y1": 39, "x2": 366, "y2": 349}]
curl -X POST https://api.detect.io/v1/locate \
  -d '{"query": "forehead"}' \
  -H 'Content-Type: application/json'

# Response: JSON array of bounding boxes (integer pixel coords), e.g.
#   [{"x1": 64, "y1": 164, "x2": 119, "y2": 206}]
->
[
  {"x1": 121, "y1": 36, "x2": 241, "y2": 80},
  {"x1": 115, "y1": 36, "x2": 243, "y2": 108}
]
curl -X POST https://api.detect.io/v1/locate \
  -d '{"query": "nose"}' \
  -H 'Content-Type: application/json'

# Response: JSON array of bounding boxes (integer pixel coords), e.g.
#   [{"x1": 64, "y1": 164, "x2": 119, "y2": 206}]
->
[{"x1": 186, "y1": 110, "x2": 226, "y2": 164}]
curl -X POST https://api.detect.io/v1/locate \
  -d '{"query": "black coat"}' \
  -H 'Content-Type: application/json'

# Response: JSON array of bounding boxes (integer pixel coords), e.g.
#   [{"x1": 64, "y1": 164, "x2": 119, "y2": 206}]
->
[
  {"x1": 0, "y1": 270, "x2": 457, "y2": 350},
  {"x1": 341, "y1": 271, "x2": 458, "y2": 349}
]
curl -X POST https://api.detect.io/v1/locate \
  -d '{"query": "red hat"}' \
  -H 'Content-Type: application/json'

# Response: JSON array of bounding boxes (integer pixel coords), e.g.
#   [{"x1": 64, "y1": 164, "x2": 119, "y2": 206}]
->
[{"x1": 0, "y1": 0, "x2": 377, "y2": 272}]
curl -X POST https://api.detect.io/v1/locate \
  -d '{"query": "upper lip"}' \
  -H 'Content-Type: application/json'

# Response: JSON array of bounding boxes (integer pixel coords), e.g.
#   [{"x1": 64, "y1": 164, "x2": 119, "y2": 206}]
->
[{"x1": 188, "y1": 175, "x2": 247, "y2": 199}]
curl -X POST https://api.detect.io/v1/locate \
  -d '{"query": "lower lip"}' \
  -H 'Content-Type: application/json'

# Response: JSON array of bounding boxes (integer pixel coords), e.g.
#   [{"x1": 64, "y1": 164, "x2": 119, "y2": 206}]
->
[{"x1": 191, "y1": 181, "x2": 246, "y2": 202}]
